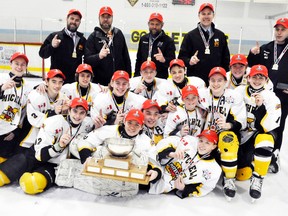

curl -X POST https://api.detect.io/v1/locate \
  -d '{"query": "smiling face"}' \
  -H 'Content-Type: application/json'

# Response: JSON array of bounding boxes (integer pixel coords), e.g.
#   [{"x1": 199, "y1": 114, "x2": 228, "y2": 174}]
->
[
  {"x1": 124, "y1": 120, "x2": 143, "y2": 137},
  {"x1": 68, "y1": 106, "x2": 87, "y2": 125},
  {"x1": 46, "y1": 77, "x2": 64, "y2": 97},
  {"x1": 209, "y1": 73, "x2": 227, "y2": 97},
  {"x1": 111, "y1": 78, "x2": 130, "y2": 96},
  {"x1": 197, "y1": 136, "x2": 217, "y2": 155},
  {"x1": 248, "y1": 74, "x2": 267, "y2": 90},
  {"x1": 66, "y1": 14, "x2": 81, "y2": 32},
  {"x1": 230, "y1": 63, "x2": 247, "y2": 79},
  {"x1": 198, "y1": 8, "x2": 214, "y2": 28},
  {"x1": 10, "y1": 57, "x2": 27, "y2": 77},
  {"x1": 183, "y1": 94, "x2": 198, "y2": 111},
  {"x1": 143, "y1": 106, "x2": 160, "y2": 128},
  {"x1": 170, "y1": 65, "x2": 186, "y2": 83},
  {"x1": 78, "y1": 72, "x2": 92, "y2": 88}
]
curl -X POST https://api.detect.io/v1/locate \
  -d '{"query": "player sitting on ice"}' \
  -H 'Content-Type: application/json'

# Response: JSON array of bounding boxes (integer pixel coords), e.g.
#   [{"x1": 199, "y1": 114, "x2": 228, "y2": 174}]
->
[
  {"x1": 0, "y1": 52, "x2": 32, "y2": 186},
  {"x1": 164, "y1": 84, "x2": 207, "y2": 138},
  {"x1": 0, "y1": 69, "x2": 69, "y2": 187},
  {"x1": 234, "y1": 65, "x2": 281, "y2": 202},
  {"x1": 18, "y1": 98, "x2": 94, "y2": 195},
  {"x1": 149, "y1": 130, "x2": 221, "y2": 198},
  {"x1": 73, "y1": 109, "x2": 161, "y2": 196}
]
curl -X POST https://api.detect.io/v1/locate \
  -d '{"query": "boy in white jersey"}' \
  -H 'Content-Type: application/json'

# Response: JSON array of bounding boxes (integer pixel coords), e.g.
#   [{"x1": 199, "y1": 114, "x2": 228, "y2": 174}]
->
[
  {"x1": 0, "y1": 52, "x2": 32, "y2": 186},
  {"x1": 90, "y1": 70, "x2": 145, "y2": 125},
  {"x1": 0, "y1": 69, "x2": 68, "y2": 187},
  {"x1": 235, "y1": 65, "x2": 281, "y2": 202},
  {"x1": 202, "y1": 66, "x2": 247, "y2": 201},
  {"x1": 62, "y1": 63, "x2": 104, "y2": 116},
  {"x1": 164, "y1": 85, "x2": 207, "y2": 138},
  {"x1": 141, "y1": 99, "x2": 164, "y2": 145},
  {"x1": 130, "y1": 60, "x2": 167, "y2": 99},
  {"x1": 18, "y1": 98, "x2": 94, "y2": 195},
  {"x1": 149, "y1": 130, "x2": 221, "y2": 198},
  {"x1": 153, "y1": 59, "x2": 205, "y2": 114}
]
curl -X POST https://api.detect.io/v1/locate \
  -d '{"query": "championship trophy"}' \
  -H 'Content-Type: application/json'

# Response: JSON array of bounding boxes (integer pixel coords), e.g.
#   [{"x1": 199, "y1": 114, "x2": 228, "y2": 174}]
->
[{"x1": 82, "y1": 137, "x2": 150, "y2": 184}]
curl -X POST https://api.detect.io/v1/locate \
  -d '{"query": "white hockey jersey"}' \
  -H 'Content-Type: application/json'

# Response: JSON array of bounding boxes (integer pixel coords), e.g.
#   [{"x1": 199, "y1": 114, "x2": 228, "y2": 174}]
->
[
  {"x1": 201, "y1": 88, "x2": 247, "y2": 133},
  {"x1": 149, "y1": 135, "x2": 221, "y2": 197},
  {"x1": 34, "y1": 115, "x2": 94, "y2": 164},
  {"x1": 0, "y1": 74, "x2": 31, "y2": 135},
  {"x1": 90, "y1": 90, "x2": 146, "y2": 120},
  {"x1": 153, "y1": 76, "x2": 206, "y2": 107},
  {"x1": 164, "y1": 105, "x2": 207, "y2": 138},
  {"x1": 235, "y1": 85, "x2": 281, "y2": 143},
  {"x1": 129, "y1": 77, "x2": 168, "y2": 99},
  {"x1": 20, "y1": 89, "x2": 68, "y2": 148},
  {"x1": 77, "y1": 124, "x2": 153, "y2": 158},
  {"x1": 142, "y1": 118, "x2": 165, "y2": 145},
  {"x1": 61, "y1": 82, "x2": 102, "y2": 115}
]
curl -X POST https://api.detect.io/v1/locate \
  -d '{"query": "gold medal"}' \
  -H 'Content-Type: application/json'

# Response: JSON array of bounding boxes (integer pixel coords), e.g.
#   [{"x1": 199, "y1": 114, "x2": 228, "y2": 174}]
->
[
  {"x1": 72, "y1": 51, "x2": 77, "y2": 58},
  {"x1": 272, "y1": 64, "x2": 278, "y2": 71},
  {"x1": 205, "y1": 47, "x2": 210, "y2": 55}
]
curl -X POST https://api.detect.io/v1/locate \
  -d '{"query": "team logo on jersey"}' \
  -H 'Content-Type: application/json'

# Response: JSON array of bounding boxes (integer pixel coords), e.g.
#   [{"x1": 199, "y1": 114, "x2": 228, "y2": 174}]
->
[
  {"x1": 225, "y1": 96, "x2": 234, "y2": 104},
  {"x1": 0, "y1": 105, "x2": 19, "y2": 122},
  {"x1": 214, "y1": 38, "x2": 219, "y2": 47},
  {"x1": 166, "y1": 161, "x2": 184, "y2": 180},
  {"x1": 202, "y1": 169, "x2": 212, "y2": 180}
]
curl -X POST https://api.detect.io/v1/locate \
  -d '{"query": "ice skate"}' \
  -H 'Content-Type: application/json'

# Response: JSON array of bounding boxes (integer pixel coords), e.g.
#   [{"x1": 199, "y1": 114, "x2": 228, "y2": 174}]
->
[
  {"x1": 268, "y1": 150, "x2": 280, "y2": 174},
  {"x1": 223, "y1": 177, "x2": 236, "y2": 201},
  {"x1": 250, "y1": 173, "x2": 263, "y2": 203}
]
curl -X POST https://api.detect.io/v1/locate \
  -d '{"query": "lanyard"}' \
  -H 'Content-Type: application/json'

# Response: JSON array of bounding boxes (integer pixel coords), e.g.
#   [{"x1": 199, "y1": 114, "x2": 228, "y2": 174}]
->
[
  {"x1": 77, "y1": 83, "x2": 90, "y2": 101},
  {"x1": 184, "y1": 108, "x2": 198, "y2": 136},
  {"x1": 273, "y1": 41, "x2": 288, "y2": 65},
  {"x1": 148, "y1": 32, "x2": 163, "y2": 59},
  {"x1": 198, "y1": 24, "x2": 214, "y2": 50},
  {"x1": 210, "y1": 92, "x2": 224, "y2": 130}
]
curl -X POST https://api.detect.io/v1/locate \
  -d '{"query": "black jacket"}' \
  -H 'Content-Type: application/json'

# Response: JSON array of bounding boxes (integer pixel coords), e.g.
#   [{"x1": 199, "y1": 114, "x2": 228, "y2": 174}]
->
[
  {"x1": 84, "y1": 27, "x2": 131, "y2": 86},
  {"x1": 134, "y1": 30, "x2": 176, "y2": 79},
  {"x1": 247, "y1": 39, "x2": 288, "y2": 102},
  {"x1": 39, "y1": 28, "x2": 86, "y2": 83},
  {"x1": 178, "y1": 23, "x2": 230, "y2": 86}
]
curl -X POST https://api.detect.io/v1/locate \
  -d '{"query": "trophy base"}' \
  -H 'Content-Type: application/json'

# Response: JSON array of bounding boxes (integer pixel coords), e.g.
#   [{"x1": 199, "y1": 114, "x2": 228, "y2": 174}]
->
[
  {"x1": 82, "y1": 157, "x2": 149, "y2": 185},
  {"x1": 104, "y1": 154, "x2": 131, "y2": 170}
]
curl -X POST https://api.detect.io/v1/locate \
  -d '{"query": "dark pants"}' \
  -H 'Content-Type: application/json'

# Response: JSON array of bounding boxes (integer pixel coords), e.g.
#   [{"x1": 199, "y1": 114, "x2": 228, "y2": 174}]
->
[{"x1": 275, "y1": 91, "x2": 288, "y2": 151}]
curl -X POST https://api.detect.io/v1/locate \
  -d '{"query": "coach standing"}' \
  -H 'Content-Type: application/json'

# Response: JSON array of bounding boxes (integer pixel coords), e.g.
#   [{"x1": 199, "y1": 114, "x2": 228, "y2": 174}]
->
[
  {"x1": 178, "y1": 3, "x2": 230, "y2": 85},
  {"x1": 39, "y1": 9, "x2": 86, "y2": 83},
  {"x1": 84, "y1": 6, "x2": 131, "y2": 86}
]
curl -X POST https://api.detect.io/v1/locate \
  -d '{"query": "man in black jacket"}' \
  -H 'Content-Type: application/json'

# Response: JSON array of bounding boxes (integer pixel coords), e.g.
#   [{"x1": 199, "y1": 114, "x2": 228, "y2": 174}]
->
[
  {"x1": 84, "y1": 6, "x2": 131, "y2": 86},
  {"x1": 39, "y1": 9, "x2": 86, "y2": 83},
  {"x1": 178, "y1": 3, "x2": 230, "y2": 86},
  {"x1": 247, "y1": 18, "x2": 288, "y2": 173},
  {"x1": 134, "y1": 12, "x2": 176, "y2": 79}
]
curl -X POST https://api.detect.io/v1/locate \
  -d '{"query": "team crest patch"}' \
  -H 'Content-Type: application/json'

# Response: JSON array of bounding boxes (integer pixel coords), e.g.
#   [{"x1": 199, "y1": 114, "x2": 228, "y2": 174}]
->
[
  {"x1": 127, "y1": 0, "x2": 138, "y2": 7},
  {"x1": 214, "y1": 38, "x2": 219, "y2": 47},
  {"x1": 0, "y1": 105, "x2": 19, "y2": 122},
  {"x1": 202, "y1": 169, "x2": 211, "y2": 180}
]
